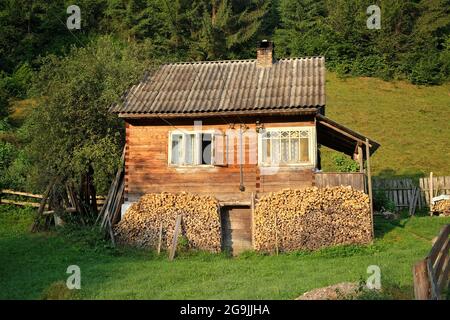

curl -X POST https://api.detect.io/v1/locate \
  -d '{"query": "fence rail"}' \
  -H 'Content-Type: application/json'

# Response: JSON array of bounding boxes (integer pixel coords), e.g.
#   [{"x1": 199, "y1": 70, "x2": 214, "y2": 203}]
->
[
  {"x1": 314, "y1": 172, "x2": 366, "y2": 192},
  {"x1": 419, "y1": 175, "x2": 450, "y2": 206},
  {"x1": 373, "y1": 174, "x2": 450, "y2": 213},
  {"x1": 0, "y1": 189, "x2": 105, "y2": 210},
  {"x1": 413, "y1": 224, "x2": 450, "y2": 300}
]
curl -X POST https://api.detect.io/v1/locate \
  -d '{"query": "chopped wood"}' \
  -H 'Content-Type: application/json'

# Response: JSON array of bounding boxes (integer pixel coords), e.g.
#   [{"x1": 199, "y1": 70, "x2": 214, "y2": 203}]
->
[
  {"x1": 114, "y1": 192, "x2": 221, "y2": 252},
  {"x1": 432, "y1": 200, "x2": 450, "y2": 216},
  {"x1": 254, "y1": 186, "x2": 372, "y2": 252}
]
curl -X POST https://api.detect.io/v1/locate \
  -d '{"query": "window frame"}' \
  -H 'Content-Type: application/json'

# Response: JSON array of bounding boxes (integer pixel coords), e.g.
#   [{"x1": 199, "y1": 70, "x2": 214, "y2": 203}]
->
[
  {"x1": 257, "y1": 126, "x2": 316, "y2": 167},
  {"x1": 168, "y1": 130, "x2": 215, "y2": 167}
]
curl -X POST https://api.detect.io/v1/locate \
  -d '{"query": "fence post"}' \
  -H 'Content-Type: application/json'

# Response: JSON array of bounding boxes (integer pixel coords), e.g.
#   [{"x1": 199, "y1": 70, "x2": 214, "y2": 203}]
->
[
  {"x1": 429, "y1": 172, "x2": 433, "y2": 215},
  {"x1": 413, "y1": 259, "x2": 431, "y2": 300},
  {"x1": 365, "y1": 138, "x2": 374, "y2": 239}
]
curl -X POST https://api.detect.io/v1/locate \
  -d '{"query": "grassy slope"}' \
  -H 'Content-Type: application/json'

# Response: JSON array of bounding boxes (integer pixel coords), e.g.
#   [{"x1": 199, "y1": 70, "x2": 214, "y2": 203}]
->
[
  {"x1": 1, "y1": 206, "x2": 449, "y2": 300},
  {"x1": 322, "y1": 73, "x2": 450, "y2": 177}
]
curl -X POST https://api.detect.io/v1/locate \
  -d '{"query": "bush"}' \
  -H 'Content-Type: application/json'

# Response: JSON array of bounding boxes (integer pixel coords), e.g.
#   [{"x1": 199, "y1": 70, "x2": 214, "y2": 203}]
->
[
  {"x1": 373, "y1": 189, "x2": 396, "y2": 212},
  {"x1": 332, "y1": 153, "x2": 359, "y2": 172},
  {"x1": 41, "y1": 281, "x2": 79, "y2": 300},
  {"x1": 409, "y1": 56, "x2": 444, "y2": 85}
]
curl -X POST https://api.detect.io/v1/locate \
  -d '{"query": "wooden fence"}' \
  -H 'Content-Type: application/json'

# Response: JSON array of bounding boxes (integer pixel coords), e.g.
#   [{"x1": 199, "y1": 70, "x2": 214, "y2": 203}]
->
[
  {"x1": 419, "y1": 175, "x2": 450, "y2": 206},
  {"x1": 0, "y1": 189, "x2": 105, "y2": 211},
  {"x1": 413, "y1": 224, "x2": 450, "y2": 300},
  {"x1": 372, "y1": 178, "x2": 423, "y2": 211},
  {"x1": 314, "y1": 172, "x2": 366, "y2": 192},
  {"x1": 373, "y1": 175, "x2": 450, "y2": 212}
]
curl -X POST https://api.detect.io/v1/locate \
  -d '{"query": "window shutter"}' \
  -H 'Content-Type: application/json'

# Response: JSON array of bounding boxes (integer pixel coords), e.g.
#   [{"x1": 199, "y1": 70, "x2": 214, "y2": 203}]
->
[{"x1": 213, "y1": 131, "x2": 227, "y2": 166}]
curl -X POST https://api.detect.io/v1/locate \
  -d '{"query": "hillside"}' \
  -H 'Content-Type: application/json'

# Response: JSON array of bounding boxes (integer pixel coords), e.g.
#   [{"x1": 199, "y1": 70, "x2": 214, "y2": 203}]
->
[{"x1": 322, "y1": 73, "x2": 450, "y2": 177}]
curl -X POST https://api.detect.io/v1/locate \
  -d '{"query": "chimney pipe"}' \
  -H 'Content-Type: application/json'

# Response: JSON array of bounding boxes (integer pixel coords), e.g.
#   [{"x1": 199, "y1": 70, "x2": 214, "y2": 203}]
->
[{"x1": 257, "y1": 40, "x2": 274, "y2": 68}]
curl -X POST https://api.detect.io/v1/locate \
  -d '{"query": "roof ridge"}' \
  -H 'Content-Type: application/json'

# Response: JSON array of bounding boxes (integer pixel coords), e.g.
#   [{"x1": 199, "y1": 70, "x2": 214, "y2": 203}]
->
[{"x1": 164, "y1": 56, "x2": 325, "y2": 66}]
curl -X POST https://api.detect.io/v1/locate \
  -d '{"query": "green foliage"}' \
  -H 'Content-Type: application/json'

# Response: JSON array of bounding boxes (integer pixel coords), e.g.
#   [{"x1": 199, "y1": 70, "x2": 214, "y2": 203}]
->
[
  {"x1": 0, "y1": 141, "x2": 16, "y2": 188},
  {"x1": 331, "y1": 153, "x2": 360, "y2": 173},
  {"x1": 373, "y1": 189, "x2": 396, "y2": 212},
  {"x1": 23, "y1": 36, "x2": 153, "y2": 193},
  {"x1": 275, "y1": 0, "x2": 450, "y2": 84},
  {"x1": 41, "y1": 281, "x2": 79, "y2": 300},
  {"x1": 58, "y1": 222, "x2": 114, "y2": 253}
]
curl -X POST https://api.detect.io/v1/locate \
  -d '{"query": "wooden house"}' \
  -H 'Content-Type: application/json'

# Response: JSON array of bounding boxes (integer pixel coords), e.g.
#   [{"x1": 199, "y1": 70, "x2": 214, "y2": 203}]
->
[{"x1": 110, "y1": 41, "x2": 380, "y2": 253}]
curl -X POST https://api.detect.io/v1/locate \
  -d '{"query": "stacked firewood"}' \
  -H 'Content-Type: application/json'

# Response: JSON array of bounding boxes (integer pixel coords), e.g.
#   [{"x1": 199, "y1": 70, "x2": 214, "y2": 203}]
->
[
  {"x1": 114, "y1": 192, "x2": 221, "y2": 252},
  {"x1": 433, "y1": 200, "x2": 450, "y2": 216},
  {"x1": 254, "y1": 186, "x2": 372, "y2": 252}
]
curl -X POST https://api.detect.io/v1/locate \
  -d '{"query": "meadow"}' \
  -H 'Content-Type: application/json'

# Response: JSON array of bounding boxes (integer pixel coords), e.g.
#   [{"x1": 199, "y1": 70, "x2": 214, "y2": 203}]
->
[{"x1": 1, "y1": 205, "x2": 449, "y2": 300}]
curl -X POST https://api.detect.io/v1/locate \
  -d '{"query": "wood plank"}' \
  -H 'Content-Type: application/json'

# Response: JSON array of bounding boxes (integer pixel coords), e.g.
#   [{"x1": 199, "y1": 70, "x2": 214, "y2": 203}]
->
[
  {"x1": 1, "y1": 189, "x2": 43, "y2": 199},
  {"x1": 427, "y1": 225, "x2": 450, "y2": 264},
  {"x1": 169, "y1": 214, "x2": 182, "y2": 261},
  {"x1": 413, "y1": 259, "x2": 431, "y2": 300},
  {"x1": 0, "y1": 199, "x2": 40, "y2": 207}
]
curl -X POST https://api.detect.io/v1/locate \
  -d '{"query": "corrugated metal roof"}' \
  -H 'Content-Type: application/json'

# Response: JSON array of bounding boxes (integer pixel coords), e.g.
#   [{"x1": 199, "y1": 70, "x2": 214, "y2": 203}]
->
[{"x1": 110, "y1": 57, "x2": 326, "y2": 116}]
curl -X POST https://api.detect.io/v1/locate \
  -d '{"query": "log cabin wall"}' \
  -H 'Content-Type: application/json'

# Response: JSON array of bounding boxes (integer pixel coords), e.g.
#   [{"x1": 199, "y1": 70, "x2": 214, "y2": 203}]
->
[{"x1": 124, "y1": 115, "x2": 316, "y2": 204}]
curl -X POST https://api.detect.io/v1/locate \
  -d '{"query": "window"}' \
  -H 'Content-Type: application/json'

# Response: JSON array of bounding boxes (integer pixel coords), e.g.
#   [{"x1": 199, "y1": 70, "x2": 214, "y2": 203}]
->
[
  {"x1": 259, "y1": 127, "x2": 315, "y2": 166},
  {"x1": 169, "y1": 131, "x2": 213, "y2": 166}
]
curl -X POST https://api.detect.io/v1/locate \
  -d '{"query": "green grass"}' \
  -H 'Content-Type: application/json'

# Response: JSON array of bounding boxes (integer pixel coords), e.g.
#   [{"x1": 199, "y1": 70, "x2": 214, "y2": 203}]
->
[
  {"x1": 1, "y1": 205, "x2": 449, "y2": 300},
  {"x1": 322, "y1": 73, "x2": 450, "y2": 177}
]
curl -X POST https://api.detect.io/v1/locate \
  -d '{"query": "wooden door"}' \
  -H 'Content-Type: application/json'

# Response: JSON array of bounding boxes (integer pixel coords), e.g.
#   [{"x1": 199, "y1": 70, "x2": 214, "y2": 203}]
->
[{"x1": 221, "y1": 206, "x2": 253, "y2": 255}]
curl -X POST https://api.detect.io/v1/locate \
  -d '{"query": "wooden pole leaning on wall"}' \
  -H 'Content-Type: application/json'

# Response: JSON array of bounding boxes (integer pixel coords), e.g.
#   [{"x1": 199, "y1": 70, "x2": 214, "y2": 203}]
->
[
  {"x1": 157, "y1": 221, "x2": 163, "y2": 255},
  {"x1": 169, "y1": 214, "x2": 182, "y2": 261},
  {"x1": 365, "y1": 138, "x2": 374, "y2": 240},
  {"x1": 251, "y1": 192, "x2": 255, "y2": 250}
]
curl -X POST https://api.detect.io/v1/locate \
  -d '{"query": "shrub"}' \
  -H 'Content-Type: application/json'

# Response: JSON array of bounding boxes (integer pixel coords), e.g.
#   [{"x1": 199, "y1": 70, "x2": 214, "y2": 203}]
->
[
  {"x1": 332, "y1": 153, "x2": 359, "y2": 172},
  {"x1": 41, "y1": 281, "x2": 79, "y2": 300},
  {"x1": 373, "y1": 189, "x2": 396, "y2": 212}
]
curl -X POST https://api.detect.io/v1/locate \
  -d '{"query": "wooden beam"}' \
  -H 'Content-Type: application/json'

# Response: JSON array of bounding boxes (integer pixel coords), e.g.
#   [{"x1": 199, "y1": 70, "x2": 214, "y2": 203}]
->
[
  {"x1": 429, "y1": 172, "x2": 434, "y2": 215},
  {"x1": 1, "y1": 189, "x2": 43, "y2": 199},
  {"x1": 358, "y1": 145, "x2": 364, "y2": 173},
  {"x1": 169, "y1": 214, "x2": 182, "y2": 261},
  {"x1": 365, "y1": 138, "x2": 374, "y2": 240},
  {"x1": 414, "y1": 259, "x2": 431, "y2": 300},
  {"x1": 251, "y1": 192, "x2": 255, "y2": 250},
  {"x1": 319, "y1": 120, "x2": 368, "y2": 147}
]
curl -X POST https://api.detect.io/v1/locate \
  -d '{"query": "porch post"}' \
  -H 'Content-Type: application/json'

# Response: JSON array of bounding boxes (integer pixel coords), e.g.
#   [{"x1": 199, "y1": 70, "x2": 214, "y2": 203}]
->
[
  {"x1": 357, "y1": 144, "x2": 364, "y2": 173},
  {"x1": 365, "y1": 138, "x2": 374, "y2": 239}
]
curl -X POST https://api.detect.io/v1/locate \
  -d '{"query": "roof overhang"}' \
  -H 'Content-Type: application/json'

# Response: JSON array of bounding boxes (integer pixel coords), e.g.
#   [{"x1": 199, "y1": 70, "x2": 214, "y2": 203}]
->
[
  {"x1": 316, "y1": 114, "x2": 380, "y2": 158},
  {"x1": 118, "y1": 108, "x2": 320, "y2": 119}
]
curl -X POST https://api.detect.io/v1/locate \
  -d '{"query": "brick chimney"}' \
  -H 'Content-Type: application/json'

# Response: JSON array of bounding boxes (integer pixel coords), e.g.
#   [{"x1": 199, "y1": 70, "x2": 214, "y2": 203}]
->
[{"x1": 257, "y1": 40, "x2": 274, "y2": 68}]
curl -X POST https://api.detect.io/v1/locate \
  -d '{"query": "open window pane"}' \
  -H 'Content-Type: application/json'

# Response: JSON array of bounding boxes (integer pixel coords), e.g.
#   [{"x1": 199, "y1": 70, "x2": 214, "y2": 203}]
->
[{"x1": 201, "y1": 133, "x2": 212, "y2": 165}]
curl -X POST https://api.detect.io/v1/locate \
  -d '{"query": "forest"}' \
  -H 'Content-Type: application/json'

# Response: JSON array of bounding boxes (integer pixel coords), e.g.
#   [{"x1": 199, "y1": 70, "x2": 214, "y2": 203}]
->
[{"x1": 0, "y1": 0, "x2": 449, "y2": 199}]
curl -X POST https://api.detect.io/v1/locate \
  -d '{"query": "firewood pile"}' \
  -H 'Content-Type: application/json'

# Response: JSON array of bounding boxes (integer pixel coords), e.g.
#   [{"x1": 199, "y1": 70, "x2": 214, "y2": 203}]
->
[
  {"x1": 254, "y1": 186, "x2": 372, "y2": 252},
  {"x1": 432, "y1": 200, "x2": 450, "y2": 216},
  {"x1": 114, "y1": 192, "x2": 221, "y2": 252}
]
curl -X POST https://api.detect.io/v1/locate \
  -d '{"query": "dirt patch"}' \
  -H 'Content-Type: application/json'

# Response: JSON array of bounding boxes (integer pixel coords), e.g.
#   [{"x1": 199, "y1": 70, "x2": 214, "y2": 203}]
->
[{"x1": 296, "y1": 282, "x2": 362, "y2": 300}]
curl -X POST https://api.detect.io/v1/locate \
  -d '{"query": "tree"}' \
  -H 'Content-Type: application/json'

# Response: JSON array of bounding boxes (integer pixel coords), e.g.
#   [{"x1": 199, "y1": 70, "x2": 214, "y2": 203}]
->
[{"x1": 23, "y1": 36, "x2": 154, "y2": 215}]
